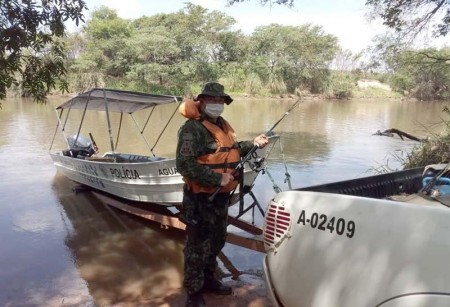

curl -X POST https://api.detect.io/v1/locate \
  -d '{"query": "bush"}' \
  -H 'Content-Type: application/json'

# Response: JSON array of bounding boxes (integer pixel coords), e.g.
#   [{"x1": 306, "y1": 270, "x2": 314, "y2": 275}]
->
[
  {"x1": 245, "y1": 73, "x2": 264, "y2": 95},
  {"x1": 220, "y1": 64, "x2": 246, "y2": 92},
  {"x1": 266, "y1": 74, "x2": 287, "y2": 96},
  {"x1": 404, "y1": 108, "x2": 450, "y2": 168},
  {"x1": 404, "y1": 135, "x2": 450, "y2": 168},
  {"x1": 325, "y1": 72, "x2": 354, "y2": 99}
]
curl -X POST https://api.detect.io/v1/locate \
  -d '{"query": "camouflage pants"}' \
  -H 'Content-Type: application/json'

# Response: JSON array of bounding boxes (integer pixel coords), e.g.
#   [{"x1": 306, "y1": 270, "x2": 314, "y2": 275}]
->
[{"x1": 180, "y1": 189, "x2": 229, "y2": 294}]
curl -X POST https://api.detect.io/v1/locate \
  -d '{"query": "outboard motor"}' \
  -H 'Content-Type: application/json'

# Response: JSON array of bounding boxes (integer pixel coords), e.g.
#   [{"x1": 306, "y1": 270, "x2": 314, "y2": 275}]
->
[{"x1": 63, "y1": 134, "x2": 96, "y2": 158}]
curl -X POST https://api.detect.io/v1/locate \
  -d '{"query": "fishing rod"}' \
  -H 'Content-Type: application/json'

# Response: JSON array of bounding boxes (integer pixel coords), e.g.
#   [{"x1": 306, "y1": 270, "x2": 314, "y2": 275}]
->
[{"x1": 208, "y1": 97, "x2": 302, "y2": 202}]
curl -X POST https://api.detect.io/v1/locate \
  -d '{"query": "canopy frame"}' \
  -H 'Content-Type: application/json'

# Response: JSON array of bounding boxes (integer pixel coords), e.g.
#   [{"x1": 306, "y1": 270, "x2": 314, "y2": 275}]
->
[{"x1": 49, "y1": 88, "x2": 182, "y2": 156}]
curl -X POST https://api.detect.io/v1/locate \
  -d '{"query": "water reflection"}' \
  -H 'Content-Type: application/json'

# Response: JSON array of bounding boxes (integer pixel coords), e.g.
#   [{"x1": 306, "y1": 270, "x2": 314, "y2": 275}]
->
[
  {"x1": 53, "y1": 173, "x2": 185, "y2": 305},
  {"x1": 277, "y1": 131, "x2": 331, "y2": 164}
]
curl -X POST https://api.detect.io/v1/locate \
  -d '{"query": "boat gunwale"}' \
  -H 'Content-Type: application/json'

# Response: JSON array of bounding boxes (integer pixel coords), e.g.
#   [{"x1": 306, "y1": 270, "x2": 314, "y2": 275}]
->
[{"x1": 296, "y1": 167, "x2": 425, "y2": 199}]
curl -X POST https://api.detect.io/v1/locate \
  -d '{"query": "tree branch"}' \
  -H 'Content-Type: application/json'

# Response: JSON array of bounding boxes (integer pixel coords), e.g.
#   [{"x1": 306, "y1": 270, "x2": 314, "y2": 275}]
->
[{"x1": 373, "y1": 128, "x2": 423, "y2": 142}]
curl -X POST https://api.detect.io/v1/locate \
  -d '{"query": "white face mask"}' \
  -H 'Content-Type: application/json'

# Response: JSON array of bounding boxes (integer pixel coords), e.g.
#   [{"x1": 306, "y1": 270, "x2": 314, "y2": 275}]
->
[{"x1": 204, "y1": 103, "x2": 224, "y2": 119}]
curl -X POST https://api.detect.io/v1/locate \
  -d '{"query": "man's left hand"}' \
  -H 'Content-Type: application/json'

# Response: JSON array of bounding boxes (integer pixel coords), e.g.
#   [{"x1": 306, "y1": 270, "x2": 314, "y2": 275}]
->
[{"x1": 253, "y1": 134, "x2": 269, "y2": 148}]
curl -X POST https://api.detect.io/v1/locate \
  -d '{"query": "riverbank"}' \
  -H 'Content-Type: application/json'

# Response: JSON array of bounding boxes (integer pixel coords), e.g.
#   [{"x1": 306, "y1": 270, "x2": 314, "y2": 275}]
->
[
  {"x1": 230, "y1": 79, "x2": 404, "y2": 101},
  {"x1": 9, "y1": 78, "x2": 407, "y2": 103}
]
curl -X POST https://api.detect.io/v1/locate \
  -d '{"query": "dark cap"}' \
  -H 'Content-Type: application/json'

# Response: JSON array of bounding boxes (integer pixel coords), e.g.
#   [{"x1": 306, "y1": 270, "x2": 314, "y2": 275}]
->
[{"x1": 195, "y1": 82, "x2": 233, "y2": 104}]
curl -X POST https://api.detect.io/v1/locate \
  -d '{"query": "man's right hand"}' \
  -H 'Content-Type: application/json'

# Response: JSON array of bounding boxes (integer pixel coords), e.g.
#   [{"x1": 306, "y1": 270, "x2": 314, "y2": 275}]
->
[{"x1": 220, "y1": 173, "x2": 234, "y2": 186}]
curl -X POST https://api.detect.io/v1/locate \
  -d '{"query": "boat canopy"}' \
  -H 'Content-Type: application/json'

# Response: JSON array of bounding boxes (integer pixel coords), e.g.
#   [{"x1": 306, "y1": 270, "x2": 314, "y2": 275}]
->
[{"x1": 56, "y1": 88, "x2": 182, "y2": 113}]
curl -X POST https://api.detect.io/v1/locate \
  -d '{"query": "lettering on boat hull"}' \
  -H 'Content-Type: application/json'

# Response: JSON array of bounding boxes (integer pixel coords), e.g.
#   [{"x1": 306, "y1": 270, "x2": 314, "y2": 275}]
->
[
  {"x1": 110, "y1": 167, "x2": 141, "y2": 179},
  {"x1": 158, "y1": 168, "x2": 178, "y2": 176},
  {"x1": 75, "y1": 163, "x2": 98, "y2": 177},
  {"x1": 81, "y1": 173, "x2": 106, "y2": 188}
]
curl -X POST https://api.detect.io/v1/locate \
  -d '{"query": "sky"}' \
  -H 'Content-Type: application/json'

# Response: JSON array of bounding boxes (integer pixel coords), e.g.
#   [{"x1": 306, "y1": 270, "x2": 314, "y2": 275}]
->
[{"x1": 73, "y1": 0, "x2": 441, "y2": 54}]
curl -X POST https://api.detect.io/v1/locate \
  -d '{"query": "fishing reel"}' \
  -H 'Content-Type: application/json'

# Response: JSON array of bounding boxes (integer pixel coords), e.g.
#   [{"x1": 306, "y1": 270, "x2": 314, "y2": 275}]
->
[{"x1": 247, "y1": 151, "x2": 267, "y2": 172}]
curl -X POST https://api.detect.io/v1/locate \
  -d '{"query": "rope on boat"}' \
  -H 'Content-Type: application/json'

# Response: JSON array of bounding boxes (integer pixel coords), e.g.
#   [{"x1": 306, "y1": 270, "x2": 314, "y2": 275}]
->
[
  {"x1": 278, "y1": 135, "x2": 292, "y2": 190},
  {"x1": 264, "y1": 168, "x2": 283, "y2": 193}
]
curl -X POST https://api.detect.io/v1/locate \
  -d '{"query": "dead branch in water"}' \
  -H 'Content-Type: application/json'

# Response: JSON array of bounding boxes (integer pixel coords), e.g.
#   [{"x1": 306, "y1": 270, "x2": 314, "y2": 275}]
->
[{"x1": 373, "y1": 128, "x2": 423, "y2": 142}]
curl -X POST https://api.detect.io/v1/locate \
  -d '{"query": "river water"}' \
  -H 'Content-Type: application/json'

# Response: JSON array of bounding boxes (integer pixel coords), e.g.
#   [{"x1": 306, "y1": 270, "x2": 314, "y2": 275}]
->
[{"x1": 0, "y1": 96, "x2": 448, "y2": 306}]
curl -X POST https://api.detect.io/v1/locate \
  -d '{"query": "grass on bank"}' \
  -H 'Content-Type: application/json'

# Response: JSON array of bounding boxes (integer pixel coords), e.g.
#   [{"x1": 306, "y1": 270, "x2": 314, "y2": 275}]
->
[
  {"x1": 372, "y1": 108, "x2": 450, "y2": 173},
  {"x1": 353, "y1": 86, "x2": 404, "y2": 99},
  {"x1": 404, "y1": 108, "x2": 450, "y2": 169}
]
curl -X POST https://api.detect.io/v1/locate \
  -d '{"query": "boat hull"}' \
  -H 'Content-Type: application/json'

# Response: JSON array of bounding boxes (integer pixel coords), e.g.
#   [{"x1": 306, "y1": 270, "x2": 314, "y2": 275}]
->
[
  {"x1": 50, "y1": 153, "x2": 261, "y2": 206},
  {"x1": 263, "y1": 169, "x2": 450, "y2": 307}
]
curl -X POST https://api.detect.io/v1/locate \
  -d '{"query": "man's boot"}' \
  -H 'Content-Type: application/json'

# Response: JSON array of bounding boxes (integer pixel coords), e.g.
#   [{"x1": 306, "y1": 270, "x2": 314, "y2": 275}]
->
[
  {"x1": 202, "y1": 276, "x2": 232, "y2": 295},
  {"x1": 186, "y1": 291, "x2": 205, "y2": 307}
]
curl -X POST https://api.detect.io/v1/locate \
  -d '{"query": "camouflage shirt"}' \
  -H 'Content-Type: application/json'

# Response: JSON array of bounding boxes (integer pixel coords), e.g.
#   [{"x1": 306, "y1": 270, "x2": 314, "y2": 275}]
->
[{"x1": 176, "y1": 116, "x2": 253, "y2": 187}]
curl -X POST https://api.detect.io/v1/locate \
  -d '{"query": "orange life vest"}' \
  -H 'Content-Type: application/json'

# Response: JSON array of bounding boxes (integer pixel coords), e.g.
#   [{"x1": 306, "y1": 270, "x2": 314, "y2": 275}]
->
[{"x1": 179, "y1": 100, "x2": 241, "y2": 193}]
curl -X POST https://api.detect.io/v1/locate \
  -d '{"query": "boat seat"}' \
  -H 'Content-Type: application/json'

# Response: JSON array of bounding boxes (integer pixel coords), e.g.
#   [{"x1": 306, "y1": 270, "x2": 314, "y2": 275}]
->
[
  {"x1": 62, "y1": 149, "x2": 94, "y2": 158},
  {"x1": 104, "y1": 152, "x2": 165, "y2": 163}
]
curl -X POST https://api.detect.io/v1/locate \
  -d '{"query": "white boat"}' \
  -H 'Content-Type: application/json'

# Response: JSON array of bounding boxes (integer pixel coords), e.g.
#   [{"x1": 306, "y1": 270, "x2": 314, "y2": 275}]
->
[
  {"x1": 49, "y1": 88, "x2": 272, "y2": 206},
  {"x1": 262, "y1": 164, "x2": 450, "y2": 307}
]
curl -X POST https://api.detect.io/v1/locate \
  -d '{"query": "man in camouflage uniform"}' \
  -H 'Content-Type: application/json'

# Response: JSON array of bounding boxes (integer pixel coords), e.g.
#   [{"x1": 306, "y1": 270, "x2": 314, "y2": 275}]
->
[{"x1": 176, "y1": 82, "x2": 268, "y2": 307}]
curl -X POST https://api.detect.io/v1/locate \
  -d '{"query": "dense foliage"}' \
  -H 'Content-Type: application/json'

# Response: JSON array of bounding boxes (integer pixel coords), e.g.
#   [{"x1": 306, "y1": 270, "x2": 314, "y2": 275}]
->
[
  {"x1": 363, "y1": 0, "x2": 450, "y2": 101},
  {"x1": 65, "y1": 4, "x2": 340, "y2": 98},
  {"x1": 390, "y1": 48, "x2": 450, "y2": 101},
  {"x1": 365, "y1": 33, "x2": 450, "y2": 100},
  {"x1": 227, "y1": 0, "x2": 294, "y2": 7},
  {"x1": 366, "y1": 0, "x2": 450, "y2": 38},
  {"x1": 2, "y1": 1, "x2": 449, "y2": 103},
  {"x1": 0, "y1": 0, "x2": 87, "y2": 103}
]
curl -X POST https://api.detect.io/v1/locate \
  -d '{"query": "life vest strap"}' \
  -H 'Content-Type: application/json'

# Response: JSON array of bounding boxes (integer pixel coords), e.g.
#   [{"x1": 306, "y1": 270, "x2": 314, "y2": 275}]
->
[
  {"x1": 201, "y1": 161, "x2": 240, "y2": 170},
  {"x1": 217, "y1": 143, "x2": 239, "y2": 152}
]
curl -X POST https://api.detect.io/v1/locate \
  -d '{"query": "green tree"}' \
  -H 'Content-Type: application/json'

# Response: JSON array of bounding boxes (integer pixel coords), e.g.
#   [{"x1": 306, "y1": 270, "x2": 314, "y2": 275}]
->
[
  {"x1": 123, "y1": 25, "x2": 181, "y2": 91},
  {"x1": 364, "y1": 33, "x2": 408, "y2": 73},
  {"x1": 391, "y1": 48, "x2": 450, "y2": 100},
  {"x1": 365, "y1": 1, "x2": 450, "y2": 81},
  {"x1": 128, "y1": 3, "x2": 243, "y2": 89},
  {"x1": 0, "y1": 0, "x2": 87, "y2": 103},
  {"x1": 64, "y1": 3, "x2": 343, "y2": 97},
  {"x1": 80, "y1": 6, "x2": 133, "y2": 78},
  {"x1": 249, "y1": 24, "x2": 339, "y2": 94},
  {"x1": 169, "y1": 3, "x2": 242, "y2": 82},
  {"x1": 364, "y1": 32, "x2": 450, "y2": 100},
  {"x1": 227, "y1": 0, "x2": 293, "y2": 6},
  {"x1": 366, "y1": 0, "x2": 449, "y2": 38}
]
